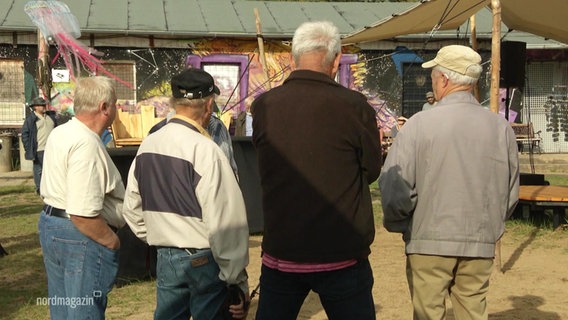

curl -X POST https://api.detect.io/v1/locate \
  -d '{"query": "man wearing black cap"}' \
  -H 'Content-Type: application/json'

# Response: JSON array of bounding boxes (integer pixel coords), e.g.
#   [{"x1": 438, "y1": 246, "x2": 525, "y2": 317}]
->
[
  {"x1": 123, "y1": 68, "x2": 250, "y2": 319},
  {"x1": 21, "y1": 96, "x2": 57, "y2": 194}
]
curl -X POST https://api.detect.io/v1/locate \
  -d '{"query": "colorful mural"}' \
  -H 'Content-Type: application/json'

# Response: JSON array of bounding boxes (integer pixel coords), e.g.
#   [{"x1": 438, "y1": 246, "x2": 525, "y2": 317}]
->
[
  {"x1": 187, "y1": 38, "x2": 396, "y2": 130},
  {"x1": 1, "y1": 41, "x2": 398, "y2": 135}
]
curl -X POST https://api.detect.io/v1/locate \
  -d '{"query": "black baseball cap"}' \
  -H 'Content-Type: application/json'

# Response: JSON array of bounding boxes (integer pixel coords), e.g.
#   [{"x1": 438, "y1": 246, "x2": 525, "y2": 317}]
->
[
  {"x1": 171, "y1": 68, "x2": 220, "y2": 99},
  {"x1": 30, "y1": 97, "x2": 47, "y2": 106}
]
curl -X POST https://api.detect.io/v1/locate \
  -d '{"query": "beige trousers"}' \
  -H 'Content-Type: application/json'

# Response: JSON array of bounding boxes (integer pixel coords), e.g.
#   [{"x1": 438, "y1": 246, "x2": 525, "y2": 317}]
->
[{"x1": 406, "y1": 254, "x2": 493, "y2": 320}]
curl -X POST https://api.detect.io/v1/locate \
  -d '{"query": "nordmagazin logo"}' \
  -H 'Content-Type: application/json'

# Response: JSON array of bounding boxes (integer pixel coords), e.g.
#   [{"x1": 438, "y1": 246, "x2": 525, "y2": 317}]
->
[{"x1": 36, "y1": 291, "x2": 99, "y2": 308}]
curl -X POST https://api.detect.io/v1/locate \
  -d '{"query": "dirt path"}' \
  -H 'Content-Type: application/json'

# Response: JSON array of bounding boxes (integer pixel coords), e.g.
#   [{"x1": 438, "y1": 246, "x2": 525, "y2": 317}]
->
[{"x1": 246, "y1": 226, "x2": 568, "y2": 319}]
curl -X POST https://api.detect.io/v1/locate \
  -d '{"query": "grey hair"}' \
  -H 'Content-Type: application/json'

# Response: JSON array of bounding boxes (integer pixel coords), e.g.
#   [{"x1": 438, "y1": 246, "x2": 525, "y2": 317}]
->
[
  {"x1": 292, "y1": 21, "x2": 341, "y2": 69},
  {"x1": 73, "y1": 76, "x2": 116, "y2": 114},
  {"x1": 170, "y1": 96, "x2": 212, "y2": 112},
  {"x1": 434, "y1": 65, "x2": 481, "y2": 86}
]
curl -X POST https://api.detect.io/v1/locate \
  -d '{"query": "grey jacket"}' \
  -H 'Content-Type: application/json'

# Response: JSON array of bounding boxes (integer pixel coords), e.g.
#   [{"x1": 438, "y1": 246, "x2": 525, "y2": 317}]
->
[{"x1": 379, "y1": 91, "x2": 519, "y2": 258}]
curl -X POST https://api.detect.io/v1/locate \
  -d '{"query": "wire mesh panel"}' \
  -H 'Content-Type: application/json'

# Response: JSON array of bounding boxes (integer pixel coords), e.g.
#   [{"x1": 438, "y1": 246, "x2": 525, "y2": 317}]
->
[
  {"x1": 100, "y1": 61, "x2": 137, "y2": 101},
  {"x1": 0, "y1": 59, "x2": 25, "y2": 126},
  {"x1": 523, "y1": 62, "x2": 568, "y2": 153},
  {"x1": 202, "y1": 64, "x2": 241, "y2": 114},
  {"x1": 401, "y1": 62, "x2": 431, "y2": 118}
]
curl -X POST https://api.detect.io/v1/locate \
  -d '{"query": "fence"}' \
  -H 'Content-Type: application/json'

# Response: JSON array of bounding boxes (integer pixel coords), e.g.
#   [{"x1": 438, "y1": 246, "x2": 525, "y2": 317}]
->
[
  {"x1": 522, "y1": 62, "x2": 568, "y2": 153},
  {"x1": 0, "y1": 59, "x2": 25, "y2": 127}
]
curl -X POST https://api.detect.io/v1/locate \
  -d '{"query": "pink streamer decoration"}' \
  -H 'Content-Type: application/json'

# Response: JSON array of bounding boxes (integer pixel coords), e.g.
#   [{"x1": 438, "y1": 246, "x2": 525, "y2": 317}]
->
[{"x1": 25, "y1": 1, "x2": 134, "y2": 89}]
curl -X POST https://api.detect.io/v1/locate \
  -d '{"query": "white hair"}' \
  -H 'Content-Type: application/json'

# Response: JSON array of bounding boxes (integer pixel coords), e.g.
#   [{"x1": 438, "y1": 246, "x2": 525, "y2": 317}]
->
[
  {"x1": 73, "y1": 76, "x2": 116, "y2": 114},
  {"x1": 434, "y1": 65, "x2": 481, "y2": 85},
  {"x1": 292, "y1": 21, "x2": 341, "y2": 70}
]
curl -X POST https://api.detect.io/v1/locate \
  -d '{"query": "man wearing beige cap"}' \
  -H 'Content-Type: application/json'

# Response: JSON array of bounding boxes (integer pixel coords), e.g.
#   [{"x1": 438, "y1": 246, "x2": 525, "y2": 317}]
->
[{"x1": 379, "y1": 45, "x2": 519, "y2": 320}]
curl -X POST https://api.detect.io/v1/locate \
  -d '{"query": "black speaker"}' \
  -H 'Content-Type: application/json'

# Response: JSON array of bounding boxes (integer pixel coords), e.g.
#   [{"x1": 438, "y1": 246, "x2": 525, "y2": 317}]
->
[{"x1": 500, "y1": 41, "x2": 526, "y2": 89}]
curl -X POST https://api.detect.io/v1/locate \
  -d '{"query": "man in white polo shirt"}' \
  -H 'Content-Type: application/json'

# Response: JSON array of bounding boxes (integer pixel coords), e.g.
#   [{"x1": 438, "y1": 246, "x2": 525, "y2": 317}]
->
[{"x1": 39, "y1": 76, "x2": 125, "y2": 320}]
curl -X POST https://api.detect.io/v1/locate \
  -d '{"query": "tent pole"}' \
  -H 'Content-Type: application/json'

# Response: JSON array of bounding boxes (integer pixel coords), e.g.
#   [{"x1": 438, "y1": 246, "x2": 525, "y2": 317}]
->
[
  {"x1": 470, "y1": 15, "x2": 480, "y2": 102},
  {"x1": 254, "y1": 8, "x2": 271, "y2": 90},
  {"x1": 37, "y1": 30, "x2": 51, "y2": 100},
  {"x1": 490, "y1": 0, "x2": 503, "y2": 273},
  {"x1": 490, "y1": 0, "x2": 501, "y2": 114}
]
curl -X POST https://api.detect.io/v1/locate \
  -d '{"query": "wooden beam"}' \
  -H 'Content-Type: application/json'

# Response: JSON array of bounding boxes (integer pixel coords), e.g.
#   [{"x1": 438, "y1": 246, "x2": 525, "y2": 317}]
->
[
  {"x1": 470, "y1": 15, "x2": 480, "y2": 102},
  {"x1": 254, "y1": 8, "x2": 270, "y2": 89},
  {"x1": 491, "y1": 0, "x2": 503, "y2": 273},
  {"x1": 490, "y1": 0, "x2": 502, "y2": 114}
]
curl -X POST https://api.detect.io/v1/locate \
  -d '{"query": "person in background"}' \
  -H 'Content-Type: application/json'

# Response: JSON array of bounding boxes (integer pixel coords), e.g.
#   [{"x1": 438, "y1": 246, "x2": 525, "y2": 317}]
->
[
  {"x1": 422, "y1": 91, "x2": 437, "y2": 111},
  {"x1": 123, "y1": 68, "x2": 250, "y2": 319},
  {"x1": 379, "y1": 45, "x2": 519, "y2": 320},
  {"x1": 252, "y1": 21, "x2": 381, "y2": 319},
  {"x1": 21, "y1": 97, "x2": 57, "y2": 194},
  {"x1": 389, "y1": 116, "x2": 407, "y2": 138},
  {"x1": 208, "y1": 101, "x2": 239, "y2": 176},
  {"x1": 235, "y1": 98, "x2": 254, "y2": 137},
  {"x1": 149, "y1": 100, "x2": 238, "y2": 176},
  {"x1": 39, "y1": 76, "x2": 125, "y2": 320}
]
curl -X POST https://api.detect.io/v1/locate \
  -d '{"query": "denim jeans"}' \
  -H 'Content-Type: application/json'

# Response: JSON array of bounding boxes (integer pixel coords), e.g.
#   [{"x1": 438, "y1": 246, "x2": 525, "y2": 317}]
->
[
  {"x1": 38, "y1": 211, "x2": 119, "y2": 320},
  {"x1": 154, "y1": 247, "x2": 227, "y2": 320},
  {"x1": 33, "y1": 150, "x2": 44, "y2": 194},
  {"x1": 255, "y1": 259, "x2": 376, "y2": 320}
]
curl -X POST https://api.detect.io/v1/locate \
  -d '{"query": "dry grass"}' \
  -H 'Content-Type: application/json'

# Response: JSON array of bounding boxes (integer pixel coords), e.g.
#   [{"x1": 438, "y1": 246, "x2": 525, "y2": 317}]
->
[{"x1": 0, "y1": 175, "x2": 567, "y2": 319}]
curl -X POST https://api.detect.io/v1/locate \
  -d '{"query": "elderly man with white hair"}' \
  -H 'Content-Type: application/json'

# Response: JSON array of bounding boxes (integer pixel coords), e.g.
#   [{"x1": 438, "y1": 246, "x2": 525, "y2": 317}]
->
[
  {"x1": 252, "y1": 21, "x2": 381, "y2": 319},
  {"x1": 39, "y1": 76, "x2": 125, "y2": 320},
  {"x1": 379, "y1": 45, "x2": 520, "y2": 320}
]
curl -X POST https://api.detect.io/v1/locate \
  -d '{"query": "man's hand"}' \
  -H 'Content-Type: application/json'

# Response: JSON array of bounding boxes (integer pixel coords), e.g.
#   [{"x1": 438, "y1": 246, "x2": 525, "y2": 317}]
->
[
  {"x1": 229, "y1": 291, "x2": 250, "y2": 319},
  {"x1": 70, "y1": 214, "x2": 119, "y2": 250},
  {"x1": 223, "y1": 285, "x2": 249, "y2": 319}
]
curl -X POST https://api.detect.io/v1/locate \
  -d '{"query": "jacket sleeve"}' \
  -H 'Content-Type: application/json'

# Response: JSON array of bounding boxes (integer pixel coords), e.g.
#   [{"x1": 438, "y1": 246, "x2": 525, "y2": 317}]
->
[
  {"x1": 506, "y1": 126, "x2": 520, "y2": 220},
  {"x1": 47, "y1": 112, "x2": 58, "y2": 128},
  {"x1": 378, "y1": 129, "x2": 417, "y2": 233},
  {"x1": 198, "y1": 156, "x2": 249, "y2": 294},
  {"x1": 122, "y1": 159, "x2": 148, "y2": 242},
  {"x1": 21, "y1": 117, "x2": 31, "y2": 152},
  {"x1": 358, "y1": 101, "x2": 382, "y2": 184}
]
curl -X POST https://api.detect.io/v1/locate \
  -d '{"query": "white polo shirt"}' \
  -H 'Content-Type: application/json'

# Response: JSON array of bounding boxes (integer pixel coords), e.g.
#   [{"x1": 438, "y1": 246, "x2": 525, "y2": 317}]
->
[{"x1": 41, "y1": 118, "x2": 125, "y2": 228}]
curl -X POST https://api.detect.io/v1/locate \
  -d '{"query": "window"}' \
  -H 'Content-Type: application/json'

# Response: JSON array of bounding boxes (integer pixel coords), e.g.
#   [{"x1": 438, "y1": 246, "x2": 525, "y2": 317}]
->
[{"x1": 186, "y1": 55, "x2": 250, "y2": 115}]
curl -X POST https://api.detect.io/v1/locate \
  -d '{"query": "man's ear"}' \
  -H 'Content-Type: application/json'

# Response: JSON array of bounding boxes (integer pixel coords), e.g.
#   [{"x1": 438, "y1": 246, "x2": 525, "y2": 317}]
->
[
  {"x1": 290, "y1": 55, "x2": 296, "y2": 70},
  {"x1": 330, "y1": 52, "x2": 342, "y2": 78},
  {"x1": 205, "y1": 97, "x2": 214, "y2": 113},
  {"x1": 100, "y1": 101, "x2": 110, "y2": 116}
]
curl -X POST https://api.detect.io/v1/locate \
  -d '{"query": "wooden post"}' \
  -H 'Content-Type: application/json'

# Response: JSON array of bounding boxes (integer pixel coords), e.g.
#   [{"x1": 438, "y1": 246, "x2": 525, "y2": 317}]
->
[
  {"x1": 37, "y1": 30, "x2": 52, "y2": 100},
  {"x1": 254, "y1": 8, "x2": 271, "y2": 89},
  {"x1": 470, "y1": 15, "x2": 480, "y2": 102},
  {"x1": 490, "y1": 0, "x2": 501, "y2": 114},
  {"x1": 491, "y1": 0, "x2": 503, "y2": 273}
]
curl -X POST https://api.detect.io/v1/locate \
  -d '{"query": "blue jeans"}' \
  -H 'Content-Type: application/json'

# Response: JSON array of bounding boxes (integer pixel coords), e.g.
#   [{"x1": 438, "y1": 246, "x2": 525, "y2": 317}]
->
[
  {"x1": 33, "y1": 150, "x2": 44, "y2": 194},
  {"x1": 38, "y1": 211, "x2": 119, "y2": 320},
  {"x1": 255, "y1": 259, "x2": 376, "y2": 320},
  {"x1": 154, "y1": 247, "x2": 227, "y2": 320}
]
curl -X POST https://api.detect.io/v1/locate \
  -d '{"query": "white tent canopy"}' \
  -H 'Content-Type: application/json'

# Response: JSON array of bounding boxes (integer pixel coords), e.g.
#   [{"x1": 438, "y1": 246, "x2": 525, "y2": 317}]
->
[{"x1": 342, "y1": 0, "x2": 568, "y2": 45}]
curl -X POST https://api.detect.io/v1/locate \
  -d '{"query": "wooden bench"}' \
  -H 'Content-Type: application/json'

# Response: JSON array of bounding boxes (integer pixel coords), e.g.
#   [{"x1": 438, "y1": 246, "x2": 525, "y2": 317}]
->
[
  {"x1": 518, "y1": 185, "x2": 568, "y2": 229},
  {"x1": 511, "y1": 123, "x2": 542, "y2": 153}
]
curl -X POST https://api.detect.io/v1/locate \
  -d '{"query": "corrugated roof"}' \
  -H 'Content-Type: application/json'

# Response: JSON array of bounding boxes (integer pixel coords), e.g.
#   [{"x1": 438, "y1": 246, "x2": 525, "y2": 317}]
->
[{"x1": 0, "y1": 0, "x2": 564, "y2": 48}]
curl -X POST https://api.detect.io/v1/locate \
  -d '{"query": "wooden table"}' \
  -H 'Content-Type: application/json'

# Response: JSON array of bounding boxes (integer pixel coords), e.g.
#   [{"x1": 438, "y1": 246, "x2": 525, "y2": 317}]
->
[{"x1": 518, "y1": 185, "x2": 568, "y2": 228}]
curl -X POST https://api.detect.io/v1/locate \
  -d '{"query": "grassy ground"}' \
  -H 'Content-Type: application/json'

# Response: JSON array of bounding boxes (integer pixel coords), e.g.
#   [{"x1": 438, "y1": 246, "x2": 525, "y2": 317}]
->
[{"x1": 0, "y1": 176, "x2": 566, "y2": 319}]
